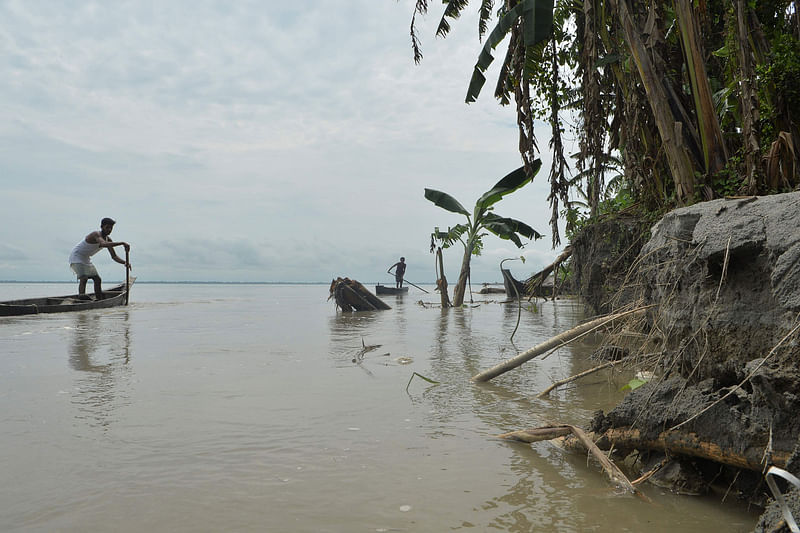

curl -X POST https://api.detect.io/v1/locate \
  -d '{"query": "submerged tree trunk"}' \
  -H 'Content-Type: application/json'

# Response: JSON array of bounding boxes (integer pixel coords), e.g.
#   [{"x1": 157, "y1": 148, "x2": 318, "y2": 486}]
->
[
  {"x1": 452, "y1": 245, "x2": 471, "y2": 307},
  {"x1": 436, "y1": 247, "x2": 451, "y2": 308}
]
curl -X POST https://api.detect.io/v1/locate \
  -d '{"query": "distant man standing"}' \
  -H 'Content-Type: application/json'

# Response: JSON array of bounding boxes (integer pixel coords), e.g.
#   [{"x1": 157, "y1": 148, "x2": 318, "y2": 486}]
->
[
  {"x1": 69, "y1": 218, "x2": 130, "y2": 298},
  {"x1": 387, "y1": 257, "x2": 407, "y2": 289}
]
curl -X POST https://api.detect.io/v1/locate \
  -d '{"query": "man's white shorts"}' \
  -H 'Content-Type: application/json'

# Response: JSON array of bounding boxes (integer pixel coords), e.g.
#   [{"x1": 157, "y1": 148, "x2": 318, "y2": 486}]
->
[{"x1": 70, "y1": 263, "x2": 99, "y2": 278}]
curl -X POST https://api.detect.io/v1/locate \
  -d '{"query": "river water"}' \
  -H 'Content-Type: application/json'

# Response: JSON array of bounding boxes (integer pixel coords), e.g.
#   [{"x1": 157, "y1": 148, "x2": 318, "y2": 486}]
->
[{"x1": 0, "y1": 283, "x2": 758, "y2": 532}]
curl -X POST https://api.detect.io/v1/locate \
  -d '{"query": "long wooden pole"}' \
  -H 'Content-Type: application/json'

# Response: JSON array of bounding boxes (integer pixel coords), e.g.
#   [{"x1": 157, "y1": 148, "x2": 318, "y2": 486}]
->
[
  {"x1": 471, "y1": 307, "x2": 646, "y2": 382},
  {"x1": 403, "y1": 279, "x2": 429, "y2": 294},
  {"x1": 125, "y1": 249, "x2": 130, "y2": 305}
]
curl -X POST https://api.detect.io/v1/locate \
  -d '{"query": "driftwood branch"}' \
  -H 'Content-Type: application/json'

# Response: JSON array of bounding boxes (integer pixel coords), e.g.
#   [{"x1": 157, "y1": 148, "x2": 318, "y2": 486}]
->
[
  {"x1": 537, "y1": 361, "x2": 618, "y2": 398},
  {"x1": 498, "y1": 424, "x2": 791, "y2": 473},
  {"x1": 569, "y1": 425, "x2": 639, "y2": 494},
  {"x1": 498, "y1": 424, "x2": 639, "y2": 495},
  {"x1": 497, "y1": 425, "x2": 573, "y2": 443},
  {"x1": 471, "y1": 307, "x2": 647, "y2": 382}
]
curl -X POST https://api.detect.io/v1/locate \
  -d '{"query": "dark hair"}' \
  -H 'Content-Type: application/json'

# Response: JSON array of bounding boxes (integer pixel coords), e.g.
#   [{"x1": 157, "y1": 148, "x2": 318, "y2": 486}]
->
[{"x1": 101, "y1": 217, "x2": 116, "y2": 226}]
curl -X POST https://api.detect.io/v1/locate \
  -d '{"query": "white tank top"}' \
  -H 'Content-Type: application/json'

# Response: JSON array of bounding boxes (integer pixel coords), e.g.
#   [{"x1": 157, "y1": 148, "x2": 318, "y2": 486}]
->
[{"x1": 69, "y1": 238, "x2": 102, "y2": 264}]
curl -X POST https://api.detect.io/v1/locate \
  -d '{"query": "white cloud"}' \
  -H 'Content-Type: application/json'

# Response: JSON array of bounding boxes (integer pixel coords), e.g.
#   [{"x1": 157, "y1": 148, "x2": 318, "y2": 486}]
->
[{"x1": 0, "y1": 1, "x2": 569, "y2": 283}]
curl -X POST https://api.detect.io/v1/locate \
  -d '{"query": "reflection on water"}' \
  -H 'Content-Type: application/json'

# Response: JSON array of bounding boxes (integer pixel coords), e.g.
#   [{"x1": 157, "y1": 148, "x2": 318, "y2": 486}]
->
[
  {"x1": 0, "y1": 284, "x2": 760, "y2": 532},
  {"x1": 68, "y1": 311, "x2": 132, "y2": 429}
]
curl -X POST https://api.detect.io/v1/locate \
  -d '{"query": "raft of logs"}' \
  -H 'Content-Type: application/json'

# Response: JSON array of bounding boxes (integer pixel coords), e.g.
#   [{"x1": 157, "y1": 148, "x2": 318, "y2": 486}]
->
[{"x1": 329, "y1": 277, "x2": 391, "y2": 312}]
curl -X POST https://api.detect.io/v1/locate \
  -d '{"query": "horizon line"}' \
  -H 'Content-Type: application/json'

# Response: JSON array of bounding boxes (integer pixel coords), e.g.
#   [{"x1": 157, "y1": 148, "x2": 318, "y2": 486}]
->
[{"x1": 0, "y1": 279, "x2": 506, "y2": 285}]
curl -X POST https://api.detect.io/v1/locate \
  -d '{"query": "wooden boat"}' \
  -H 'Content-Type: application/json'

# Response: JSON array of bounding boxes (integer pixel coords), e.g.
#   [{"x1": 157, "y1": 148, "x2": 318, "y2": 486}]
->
[
  {"x1": 0, "y1": 278, "x2": 135, "y2": 317},
  {"x1": 375, "y1": 284, "x2": 408, "y2": 295}
]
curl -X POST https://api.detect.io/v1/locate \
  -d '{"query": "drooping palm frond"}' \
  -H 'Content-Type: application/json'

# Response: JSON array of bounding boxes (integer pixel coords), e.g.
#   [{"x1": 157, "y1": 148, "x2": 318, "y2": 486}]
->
[
  {"x1": 478, "y1": 0, "x2": 496, "y2": 39},
  {"x1": 466, "y1": 0, "x2": 555, "y2": 103},
  {"x1": 410, "y1": 0, "x2": 430, "y2": 64},
  {"x1": 437, "y1": 0, "x2": 470, "y2": 38}
]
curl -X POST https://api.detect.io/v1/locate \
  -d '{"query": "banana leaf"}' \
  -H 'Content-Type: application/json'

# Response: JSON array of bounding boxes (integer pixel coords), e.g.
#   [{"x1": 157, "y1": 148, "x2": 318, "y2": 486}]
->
[
  {"x1": 477, "y1": 160, "x2": 541, "y2": 209},
  {"x1": 433, "y1": 224, "x2": 469, "y2": 249},
  {"x1": 466, "y1": 0, "x2": 554, "y2": 103},
  {"x1": 424, "y1": 188, "x2": 470, "y2": 215},
  {"x1": 483, "y1": 214, "x2": 543, "y2": 247}
]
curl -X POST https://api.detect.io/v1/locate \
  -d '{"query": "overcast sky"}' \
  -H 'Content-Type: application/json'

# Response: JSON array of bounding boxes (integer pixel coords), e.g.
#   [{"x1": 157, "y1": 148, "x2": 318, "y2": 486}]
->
[{"x1": 0, "y1": 1, "x2": 574, "y2": 284}]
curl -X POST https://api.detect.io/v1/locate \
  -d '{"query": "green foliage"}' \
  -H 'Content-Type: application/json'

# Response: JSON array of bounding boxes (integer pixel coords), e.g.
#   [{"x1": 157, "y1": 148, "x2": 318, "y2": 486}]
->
[
  {"x1": 430, "y1": 224, "x2": 469, "y2": 250},
  {"x1": 410, "y1": 0, "x2": 800, "y2": 237},
  {"x1": 621, "y1": 378, "x2": 647, "y2": 392},
  {"x1": 466, "y1": 0, "x2": 555, "y2": 104},
  {"x1": 757, "y1": 33, "x2": 800, "y2": 150},
  {"x1": 596, "y1": 186, "x2": 635, "y2": 216},
  {"x1": 713, "y1": 153, "x2": 746, "y2": 197},
  {"x1": 427, "y1": 163, "x2": 543, "y2": 307},
  {"x1": 426, "y1": 164, "x2": 543, "y2": 257}
]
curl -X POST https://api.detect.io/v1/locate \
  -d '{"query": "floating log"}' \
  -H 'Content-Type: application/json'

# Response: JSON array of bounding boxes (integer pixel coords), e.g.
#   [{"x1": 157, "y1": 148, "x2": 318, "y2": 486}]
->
[
  {"x1": 329, "y1": 278, "x2": 391, "y2": 311},
  {"x1": 479, "y1": 285, "x2": 507, "y2": 294}
]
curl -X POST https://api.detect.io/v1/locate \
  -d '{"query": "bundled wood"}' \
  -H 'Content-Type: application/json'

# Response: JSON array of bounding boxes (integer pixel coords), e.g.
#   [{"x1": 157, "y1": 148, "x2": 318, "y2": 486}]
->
[{"x1": 329, "y1": 278, "x2": 391, "y2": 311}]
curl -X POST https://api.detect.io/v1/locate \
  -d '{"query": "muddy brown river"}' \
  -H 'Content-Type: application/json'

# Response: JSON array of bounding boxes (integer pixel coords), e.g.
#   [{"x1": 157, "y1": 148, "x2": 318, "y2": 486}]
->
[{"x1": 0, "y1": 283, "x2": 759, "y2": 531}]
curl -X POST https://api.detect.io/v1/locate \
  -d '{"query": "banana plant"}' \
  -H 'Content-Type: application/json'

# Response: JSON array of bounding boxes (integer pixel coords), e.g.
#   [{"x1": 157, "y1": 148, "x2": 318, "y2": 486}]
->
[{"x1": 425, "y1": 161, "x2": 543, "y2": 307}]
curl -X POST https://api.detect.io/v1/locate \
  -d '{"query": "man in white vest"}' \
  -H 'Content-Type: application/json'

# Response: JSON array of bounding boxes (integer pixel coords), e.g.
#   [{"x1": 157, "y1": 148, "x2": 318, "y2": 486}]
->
[{"x1": 68, "y1": 218, "x2": 131, "y2": 298}]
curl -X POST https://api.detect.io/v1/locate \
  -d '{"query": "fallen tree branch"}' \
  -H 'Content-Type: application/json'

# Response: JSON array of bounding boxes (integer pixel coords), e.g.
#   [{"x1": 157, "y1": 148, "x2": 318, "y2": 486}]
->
[
  {"x1": 496, "y1": 425, "x2": 573, "y2": 443},
  {"x1": 537, "y1": 361, "x2": 618, "y2": 398},
  {"x1": 497, "y1": 424, "x2": 639, "y2": 495},
  {"x1": 472, "y1": 307, "x2": 648, "y2": 382},
  {"x1": 499, "y1": 424, "x2": 792, "y2": 477},
  {"x1": 569, "y1": 425, "x2": 639, "y2": 494}
]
